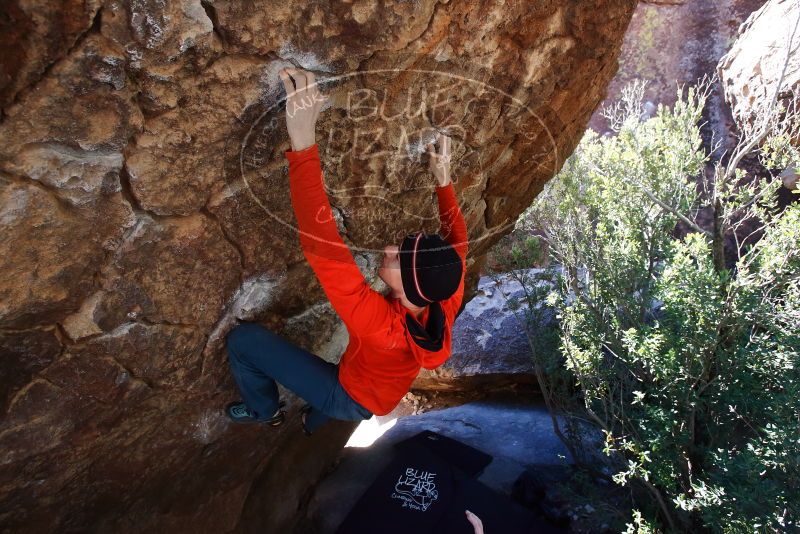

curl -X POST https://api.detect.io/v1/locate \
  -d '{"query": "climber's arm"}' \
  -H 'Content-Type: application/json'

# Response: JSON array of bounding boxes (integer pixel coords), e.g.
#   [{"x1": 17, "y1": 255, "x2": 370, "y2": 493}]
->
[
  {"x1": 286, "y1": 143, "x2": 393, "y2": 336},
  {"x1": 427, "y1": 132, "x2": 468, "y2": 261},
  {"x1": 279, "y1": 67, "x2": 392, "y2": 336},
  {"x1": 427, "y1": 133, "x2": 467, "y2": 315},
  {"x1": 436, "y1": 183, "x2": 468, "y2": 261}
]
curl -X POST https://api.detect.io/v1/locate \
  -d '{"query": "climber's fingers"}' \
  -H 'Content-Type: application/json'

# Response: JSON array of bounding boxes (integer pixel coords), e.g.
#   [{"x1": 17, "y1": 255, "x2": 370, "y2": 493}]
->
[
  {"x1": 428, "y1": 132, "x2": 441, "y2": 156},
  {"x1": 290, "y1": 67, "x2": 308, "y2": 93},
  {"x1": 282, "y1": 67, "x2": 326, "y2": 110},
  {"x1": 431, "y1": 131, "x2": 450, "y2": 155},
  {"x1": 305, "y1": 70, "x2": 316, "y2": 94},
  {"x1": 432, "y1": 132, "x2": 451, "y2": 159},
  {"x1": 426, "y1": 141, "x2": 440, "y2": 168},
  {"x1": 279, "y1": 68, "x2": 296, "y2": 97},
  {"x1": 304, "y1": 70, "x2": 324, "y2": 111}
]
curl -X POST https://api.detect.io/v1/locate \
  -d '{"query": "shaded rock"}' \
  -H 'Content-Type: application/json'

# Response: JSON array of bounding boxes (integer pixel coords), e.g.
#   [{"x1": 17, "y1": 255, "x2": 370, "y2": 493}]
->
[
  {"x1": 0, "y1": 0, "x2": 102, "y2": 110},
  {"x1": 205, "y1": 177, "x2": 308, "y2": 276},
  {"x1": 511, "y1": 466, "x2": 575, "y2": 529},
  {"x1": 0, "y1": 379, "x2": 83, "y2": 469},
  {"x1": 67, "y1": 322, "x2": 207, "y2": 389},
  {"x1": 0, "y1": 181, "x2": 134, "y2": 328},
  {"x1": 0, "y1": 328, "x2": 61, "y2": 410},
  {"x1": 283, "y1": 301, "x2": 350, "y2": 361},
  {"x1": 101, "y1": 214, "x2": 242, "y2": 328},
  {"x1": 41, "y1": 340, "x2": 153, "y2": 406}
]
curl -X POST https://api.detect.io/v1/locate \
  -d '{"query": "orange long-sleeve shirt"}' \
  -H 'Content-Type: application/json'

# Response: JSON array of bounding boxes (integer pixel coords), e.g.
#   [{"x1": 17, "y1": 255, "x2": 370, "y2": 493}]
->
[{"x1": 286, "y1": 143, "x2": 468, "y2": 416}]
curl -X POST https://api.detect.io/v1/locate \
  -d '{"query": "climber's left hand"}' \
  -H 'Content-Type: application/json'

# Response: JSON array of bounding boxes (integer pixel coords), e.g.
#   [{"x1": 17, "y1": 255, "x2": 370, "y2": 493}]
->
[{"x1": 279, "y1": 67, "x2": 329, "y2": 152}]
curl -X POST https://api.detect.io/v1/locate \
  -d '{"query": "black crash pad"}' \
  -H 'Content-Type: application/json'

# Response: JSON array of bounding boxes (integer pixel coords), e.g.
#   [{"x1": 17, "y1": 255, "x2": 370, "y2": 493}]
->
[
  {"x1": 393, "y1": 430, "x2": 493, "y2": 478},
  {"x1": 335, "y1": 441, "x2": 457, "y2": 534},
  {"x1": 433, "y1": 470, "x2": 567, "y2": 534},
  {"x1": 335, "y1": 435, "x2": 566, "y2": 534}
]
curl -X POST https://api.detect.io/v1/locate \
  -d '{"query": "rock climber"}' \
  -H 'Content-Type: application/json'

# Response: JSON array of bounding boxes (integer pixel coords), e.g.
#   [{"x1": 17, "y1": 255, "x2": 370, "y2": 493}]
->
[{"x1": 223, "y1": 66, "x2": 468, "y2": 436}]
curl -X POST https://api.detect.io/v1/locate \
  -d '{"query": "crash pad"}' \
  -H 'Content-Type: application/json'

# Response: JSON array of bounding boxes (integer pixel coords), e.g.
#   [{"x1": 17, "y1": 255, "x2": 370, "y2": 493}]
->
[
  {"x1": 393, "y1": 430, "x2": 493, "y2": 478},
  {"x1": 335, "y1": 434, "x2": 565, "y2": 533}
]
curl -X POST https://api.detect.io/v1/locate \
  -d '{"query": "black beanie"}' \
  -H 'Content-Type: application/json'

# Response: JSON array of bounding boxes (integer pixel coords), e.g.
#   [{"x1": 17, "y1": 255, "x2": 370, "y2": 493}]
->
[{"x1": 399, "y1": 232, "x2": 463, "y2": 307}]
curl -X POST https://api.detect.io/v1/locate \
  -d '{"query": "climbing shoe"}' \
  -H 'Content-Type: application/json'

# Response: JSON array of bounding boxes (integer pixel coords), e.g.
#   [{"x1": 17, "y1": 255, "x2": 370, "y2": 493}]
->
[{"x1": 226, "y1": 399, "x2": 286, "y2": 426}]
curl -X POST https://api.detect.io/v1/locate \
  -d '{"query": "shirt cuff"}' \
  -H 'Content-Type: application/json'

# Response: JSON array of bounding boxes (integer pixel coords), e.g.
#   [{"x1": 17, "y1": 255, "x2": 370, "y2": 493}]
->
[
  {"x1": 285, "y1": 143, "x2": 319, "y2": 162},
  {"x1": 435, "y1": 182, "x2": 454, "y2": 192}
]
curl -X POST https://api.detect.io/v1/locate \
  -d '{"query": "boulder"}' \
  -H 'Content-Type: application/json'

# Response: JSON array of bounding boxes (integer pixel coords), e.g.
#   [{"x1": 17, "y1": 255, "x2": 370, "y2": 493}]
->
[
  {"x1": 589, "y1": 0, "x2": 765, "y2": 148},
  {"x1": 0, "y1": 0, "x2": 637, "y2": 531},
  {"x1": 412, "y1": 270, "x2": 555, "y2": 393},
  {"x1": 718, "y1": 0, "x2": 800, "y2": 137}
]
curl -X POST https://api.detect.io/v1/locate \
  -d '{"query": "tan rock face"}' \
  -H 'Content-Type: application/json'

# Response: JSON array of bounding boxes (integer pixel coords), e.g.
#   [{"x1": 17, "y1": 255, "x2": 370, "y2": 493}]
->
[
  {"x1": 0, "y1": 0, "x2": 636, "y2": 531},
  {"x1": 718, "y1": 0, "x2": 800, "y2": 135}
]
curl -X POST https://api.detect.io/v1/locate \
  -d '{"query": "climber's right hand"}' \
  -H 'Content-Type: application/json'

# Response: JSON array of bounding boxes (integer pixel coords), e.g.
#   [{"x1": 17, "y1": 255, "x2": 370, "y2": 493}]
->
[{"x1": 427, "y1": 132, "x2": 452, "y2": 187}]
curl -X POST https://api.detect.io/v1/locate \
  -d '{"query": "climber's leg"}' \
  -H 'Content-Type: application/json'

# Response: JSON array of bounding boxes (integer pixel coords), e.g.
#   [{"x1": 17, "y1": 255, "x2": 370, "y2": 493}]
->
[
  {"x1": 302, "y1": 405, "x2": 331, "y2": 434},
  {"x1": 226, "y1": 323, "x2": 283, "y2": 420},
  {"x1": 302, "y1": 379, "x2": 373, "y2": 434},
  {"x1": 225, "y1": 322, "x2": 372, "y2": 429}
]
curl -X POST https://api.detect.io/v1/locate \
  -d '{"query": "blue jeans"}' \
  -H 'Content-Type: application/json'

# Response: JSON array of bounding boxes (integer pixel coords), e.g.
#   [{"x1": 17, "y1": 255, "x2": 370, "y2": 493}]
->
[{"x1": 225, "y1": 322, "x2": 372, "y2": 433}]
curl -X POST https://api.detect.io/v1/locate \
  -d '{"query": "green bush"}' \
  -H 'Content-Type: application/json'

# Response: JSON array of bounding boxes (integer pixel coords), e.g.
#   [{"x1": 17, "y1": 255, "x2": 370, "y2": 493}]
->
[{"x1": 496, "y1": 79, "x2": 799, "y2": 533}]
